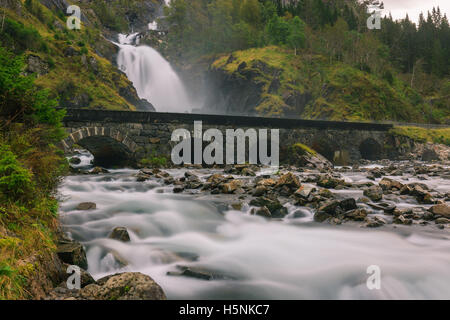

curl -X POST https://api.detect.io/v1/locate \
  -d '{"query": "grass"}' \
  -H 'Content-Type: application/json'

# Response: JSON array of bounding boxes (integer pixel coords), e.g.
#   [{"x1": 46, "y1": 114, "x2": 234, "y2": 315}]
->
[
  {"x1": 0, "y1": 126, "x2": 68, "y2": 299},
  {"x1": 390, "y1": 126, "x2": 450, "y2": 146}
]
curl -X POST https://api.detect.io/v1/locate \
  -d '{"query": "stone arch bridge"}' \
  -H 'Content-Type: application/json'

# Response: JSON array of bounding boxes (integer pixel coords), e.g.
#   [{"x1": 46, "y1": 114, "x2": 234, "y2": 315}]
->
[{"x1": 60, "y1": 109, "x2": 403, "y2": 167}]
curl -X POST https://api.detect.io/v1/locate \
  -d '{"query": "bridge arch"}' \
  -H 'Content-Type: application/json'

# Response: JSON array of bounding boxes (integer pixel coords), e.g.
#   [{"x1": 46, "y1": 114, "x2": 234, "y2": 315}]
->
[{"x1": 61, "y1": 127, "x2": 138, "y2": 167}]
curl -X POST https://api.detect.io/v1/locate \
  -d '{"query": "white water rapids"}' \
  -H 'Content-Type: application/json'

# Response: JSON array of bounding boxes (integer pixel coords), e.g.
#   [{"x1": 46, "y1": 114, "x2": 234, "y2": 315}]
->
[
  {"x1": 59, "y1": 152, "x2": 450, "y2": 299},
  {"x1": 116, "y1": 33, "x2": 191, "y2": 113}
]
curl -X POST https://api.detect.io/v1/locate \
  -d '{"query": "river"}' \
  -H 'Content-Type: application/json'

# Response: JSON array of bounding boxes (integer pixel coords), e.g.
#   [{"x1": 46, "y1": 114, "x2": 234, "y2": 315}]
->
[{"x1": 58, "y1": 151, "x2": 450, "y2": 299}]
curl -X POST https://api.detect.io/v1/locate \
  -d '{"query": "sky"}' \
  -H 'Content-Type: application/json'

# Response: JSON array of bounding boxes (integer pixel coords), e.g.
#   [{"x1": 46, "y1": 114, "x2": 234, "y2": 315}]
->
[{"x1": 381, "y1": 0, "x2": 450, "y2": 23}]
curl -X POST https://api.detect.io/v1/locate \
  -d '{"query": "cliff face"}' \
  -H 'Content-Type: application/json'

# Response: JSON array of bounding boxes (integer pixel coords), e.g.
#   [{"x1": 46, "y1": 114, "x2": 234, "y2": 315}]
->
[
  {"x1": 201, "y1": 46, "x2": 441, "y2": 123},
  {"x1": 1, "y1": 0, "x2": 164, "y2": 111}
]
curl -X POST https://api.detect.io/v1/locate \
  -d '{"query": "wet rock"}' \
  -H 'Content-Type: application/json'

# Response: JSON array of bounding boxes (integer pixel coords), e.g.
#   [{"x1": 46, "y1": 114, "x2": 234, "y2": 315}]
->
[
  {"x1": 81, "y1": 272, "x2": 166, "y2": 300},
  {"x1": 136, "y1": 171, "x2": 152, "y2": 182},
  {"x1": 231, "y1": 202, "x2": 243, "y2": 210},
  {"x1": 365, "y1": 216, "x2": 386, "y2": 228},
  {"x1": 314, "y1": 211, "x2": 331, "y2": 222},
  {"x1": 363, "y1": 186, "x2": 383, "y2": 202},
  {"x1": 207, "y1": 173, "x2": 227, "y2": 185},
  {"x1": 428, "y1": 204, "x2": 450, "y2": 218},
  {"x1": 275, "y1": 173, "x2": 301, "y2": 191},
  {"x1": 167, "y1": 266, "x2": 234, "y2": 281},
  {"x1": 252, "y1": 206, "x2": 271, "y2": 218},
  {"x1": 367, "y1": 202, "x2": 396, "y2": 214},
  {"x1": 379, "y1": 178, "x2": 404, "y2": 191},
  {"x1": 339, "y1": 198, "x2": 357, "y2": 211},
  {"x1": 294, "y1": 185, "x2": 315, "y2": 199},
  {"x1": 256, "y1": 178, "x2": 277, "y2": 187},
  {"x1": 318, "y1": 200, "x2": 341, "y2": 215},
  {"x1": 291, "y1": 209, "x2": 309, "y2": 219},
  {"x1": 319, "y1": 189, "x2": 334, "y2": 199},
  {"x1": 410, "y1": 185, "x2": 434, "y2": 204},
  {"x1": 286, "y1": 144, "x2": 333, "y2": 170},
  {"x1": 109, "y1": 227, "x2": 131, "y2": 242},
  {"x1": 435, "y1": 218, "x2": 450, "y2": 224},
  {"x1": 317, "y1": 175, "x2": 342, "y2": 189},
  {"x1": 76, "y1": 202, "x2": 96, "y2": 211},
  {"x1": 69, "y1": 157, "x2": 81, "y2": 165},
  {"x1": 253, "y1": 186, "x2": 267, "y2": 197},
  {"x1": 394, "y1": 215, "x2": 412, "y2": 225},
  {"x1": 250, "y1": 197, "x2": 287, "y2": 218},
  {"x1": 241, "y1": 167, "x2": 256, "y2": 176},
  {"x1": 222, "y1": 180, "x2": 243, "y2": 194},
  {"x1": 90, "y1": 167, "x2": 109, "y2": 174},
  {"x1": 173, "y1": 186, "x2": 184, "y2": 193},
  {"x1": 345, "y1": 208, "x2": 368, "y2": 221},
  {"x1": 57, "y1": 241, "x2": 88, "y2": 270}
]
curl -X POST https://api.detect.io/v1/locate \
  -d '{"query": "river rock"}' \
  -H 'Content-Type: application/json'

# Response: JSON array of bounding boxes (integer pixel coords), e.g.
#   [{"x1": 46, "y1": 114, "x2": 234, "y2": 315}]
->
[
  {"x1": 339, "y1": 198, "x2": 357, "y2": 211},
  {"x1": 275, "y1": 172, "x2": 301, "y2": 190},
  {"x1": 317, "y1": 175, "x2": 342, "y2": 189},
  {"x1": 256, "y1": 178, "x2": 277, "y2": 187},
  {"x1": 379, "y1": 178, "x2": 404, "y2": 191},
  {"x1": 252, "y1": 206, "x2": 271, "y2": 218},
  {"x1": 222, "y1": 180, "x2": 243, "y2": 194},
  {"x1": 428, "y1": 204, "x2": 450, "y2": 218},
  {"x1": 363, "y1": 186, "x2": 383, "y2": 202},
  {"x1": 249, "y1": 197, "x2": 287, "y2": 218},
  {"x1": 253, "y1": 186, "x2": 267, "y2": 197},
  {"x1": 345, "y1": 208, "x2": 368, "y2": 221},
  {"x1": 294, "y1": 184, "x2": 315, "y2": 199},
  {"x1": 435, "y1": 217, "x2": 450, "y2": 224},
  {"x1": 69, "y1": 157, "x2": 81, "y2": 165},
  {"x1": 90, "y1": 167, "x2": 109, "y2": 174},
  {"x1": 109, "y1": 227, "x2": 131, "y2": 242},
  {"x1": 80, "y1": 272, "x2": 166, "y2": 300},
  {"x1": 76, "y1": 202, "x2": 96, "y2": 210},
  {"x1": 318, "y1": 200, "x2": 341, "y2": 214},
  {"x1": 57, "y1": 240, "x2": 88, "y2": 270}
]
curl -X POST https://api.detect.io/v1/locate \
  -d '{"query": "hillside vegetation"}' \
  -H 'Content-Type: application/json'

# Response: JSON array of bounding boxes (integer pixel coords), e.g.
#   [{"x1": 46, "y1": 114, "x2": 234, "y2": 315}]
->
[
  {"x1": 0, "y1": 0, "x2": 157, "y2": 111},
  {"x1": 165, "y1": 0, "x2": 450, "y2": 123}
]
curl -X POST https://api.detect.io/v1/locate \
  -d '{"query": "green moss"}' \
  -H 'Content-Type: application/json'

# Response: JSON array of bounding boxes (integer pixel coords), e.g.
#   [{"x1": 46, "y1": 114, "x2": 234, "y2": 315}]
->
[
  {"x1": 291, "y1": 143, "x2": 317, "y2": 155},
  {"x1": 390, "y1": 126, "x2": 450, "y2": 146}
]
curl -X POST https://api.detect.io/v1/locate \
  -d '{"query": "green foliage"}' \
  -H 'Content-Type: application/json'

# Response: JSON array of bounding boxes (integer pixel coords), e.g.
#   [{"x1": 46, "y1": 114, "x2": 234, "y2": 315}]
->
[
  {"x1": 390, "y1": 127, "x2": 450, "y2": 146},
  {"x1": 0, "y1": 18, "x2": 45, "y2": 53},
  {"x1": 0, "y1": 47, "x2": 65, "y2": 141},
  {"x1": 0, "y1": 145, "x2": 33, "y2": 201},
  {"x1": 287, "y1": 16, "x2": 306, "y2": 54},
  {"x1": 140, "y1": 153, "x2": 168, "y2": 168}
]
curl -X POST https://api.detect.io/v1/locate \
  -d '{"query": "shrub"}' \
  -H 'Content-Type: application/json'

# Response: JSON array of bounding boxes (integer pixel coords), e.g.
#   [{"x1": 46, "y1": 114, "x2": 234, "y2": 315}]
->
[{"x1": 0, "y1": 145, "x2": 34, "y2": 201}]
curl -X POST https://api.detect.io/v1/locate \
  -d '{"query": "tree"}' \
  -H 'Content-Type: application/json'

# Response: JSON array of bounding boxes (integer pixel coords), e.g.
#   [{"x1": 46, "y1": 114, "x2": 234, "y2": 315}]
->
[
  {"x1": 287, "y1": 16, "x2": 306, "y2": 55},
  {"x1": 267, "y1": 14, "x2": 291, "y2": 45}
]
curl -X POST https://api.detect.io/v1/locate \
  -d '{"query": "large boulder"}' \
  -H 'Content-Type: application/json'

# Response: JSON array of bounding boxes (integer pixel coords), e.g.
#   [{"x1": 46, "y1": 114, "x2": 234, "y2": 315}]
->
[
  {"x1": 286, "y1": 143, "x2": 333, "y2": 170},
  {"x1": 80, "y1": 272, "x2": 166, "y2": 300},
  {"x1": 429, "y1": 204, "x2": 450, "y2": 218}
]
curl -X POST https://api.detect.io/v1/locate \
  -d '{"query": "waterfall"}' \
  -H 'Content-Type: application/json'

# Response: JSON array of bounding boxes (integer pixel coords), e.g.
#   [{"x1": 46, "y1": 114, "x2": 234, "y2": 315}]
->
[{"x1": 116, "y1": 33, "x2": 191, "y2": 113}]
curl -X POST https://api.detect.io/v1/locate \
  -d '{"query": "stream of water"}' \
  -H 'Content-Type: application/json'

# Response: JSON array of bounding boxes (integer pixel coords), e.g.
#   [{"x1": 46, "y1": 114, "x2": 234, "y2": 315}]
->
[{"x1": 60, "y1": 151, "x2": 450, "y2": 300}]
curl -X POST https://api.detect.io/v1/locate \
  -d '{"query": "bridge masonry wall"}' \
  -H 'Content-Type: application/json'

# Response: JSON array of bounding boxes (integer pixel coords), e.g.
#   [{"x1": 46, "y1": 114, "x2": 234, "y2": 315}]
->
[{"x1": 61, "y1": 110, "x2": 414, "y2": 166}]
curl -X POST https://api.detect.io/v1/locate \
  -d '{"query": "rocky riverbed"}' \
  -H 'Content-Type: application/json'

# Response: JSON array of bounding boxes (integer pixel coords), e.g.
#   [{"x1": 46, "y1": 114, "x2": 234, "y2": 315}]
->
[{"x1": 50, "y1": 150, "x2": 450, "y2": 299}]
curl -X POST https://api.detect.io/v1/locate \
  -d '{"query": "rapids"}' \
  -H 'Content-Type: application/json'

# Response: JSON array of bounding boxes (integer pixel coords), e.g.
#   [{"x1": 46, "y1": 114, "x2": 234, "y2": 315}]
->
[{"x1": 59, "y1": 153, "x2": 450, "y2": 300}]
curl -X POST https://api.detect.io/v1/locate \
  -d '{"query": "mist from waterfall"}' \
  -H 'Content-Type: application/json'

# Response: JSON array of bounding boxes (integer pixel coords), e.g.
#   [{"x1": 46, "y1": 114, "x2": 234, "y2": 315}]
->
[{"x1": 117, "y1": 33, "x2": 191, "y2": 113}]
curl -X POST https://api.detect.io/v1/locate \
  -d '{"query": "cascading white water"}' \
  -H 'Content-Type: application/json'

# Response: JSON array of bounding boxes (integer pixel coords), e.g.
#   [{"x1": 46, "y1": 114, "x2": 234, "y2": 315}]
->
[
  {"x1": 116, "y1": 33, "x2": 191, "y2": 113},
  {"x1": 59, "y1": 166, "x2": 450, "y2": 300}
]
